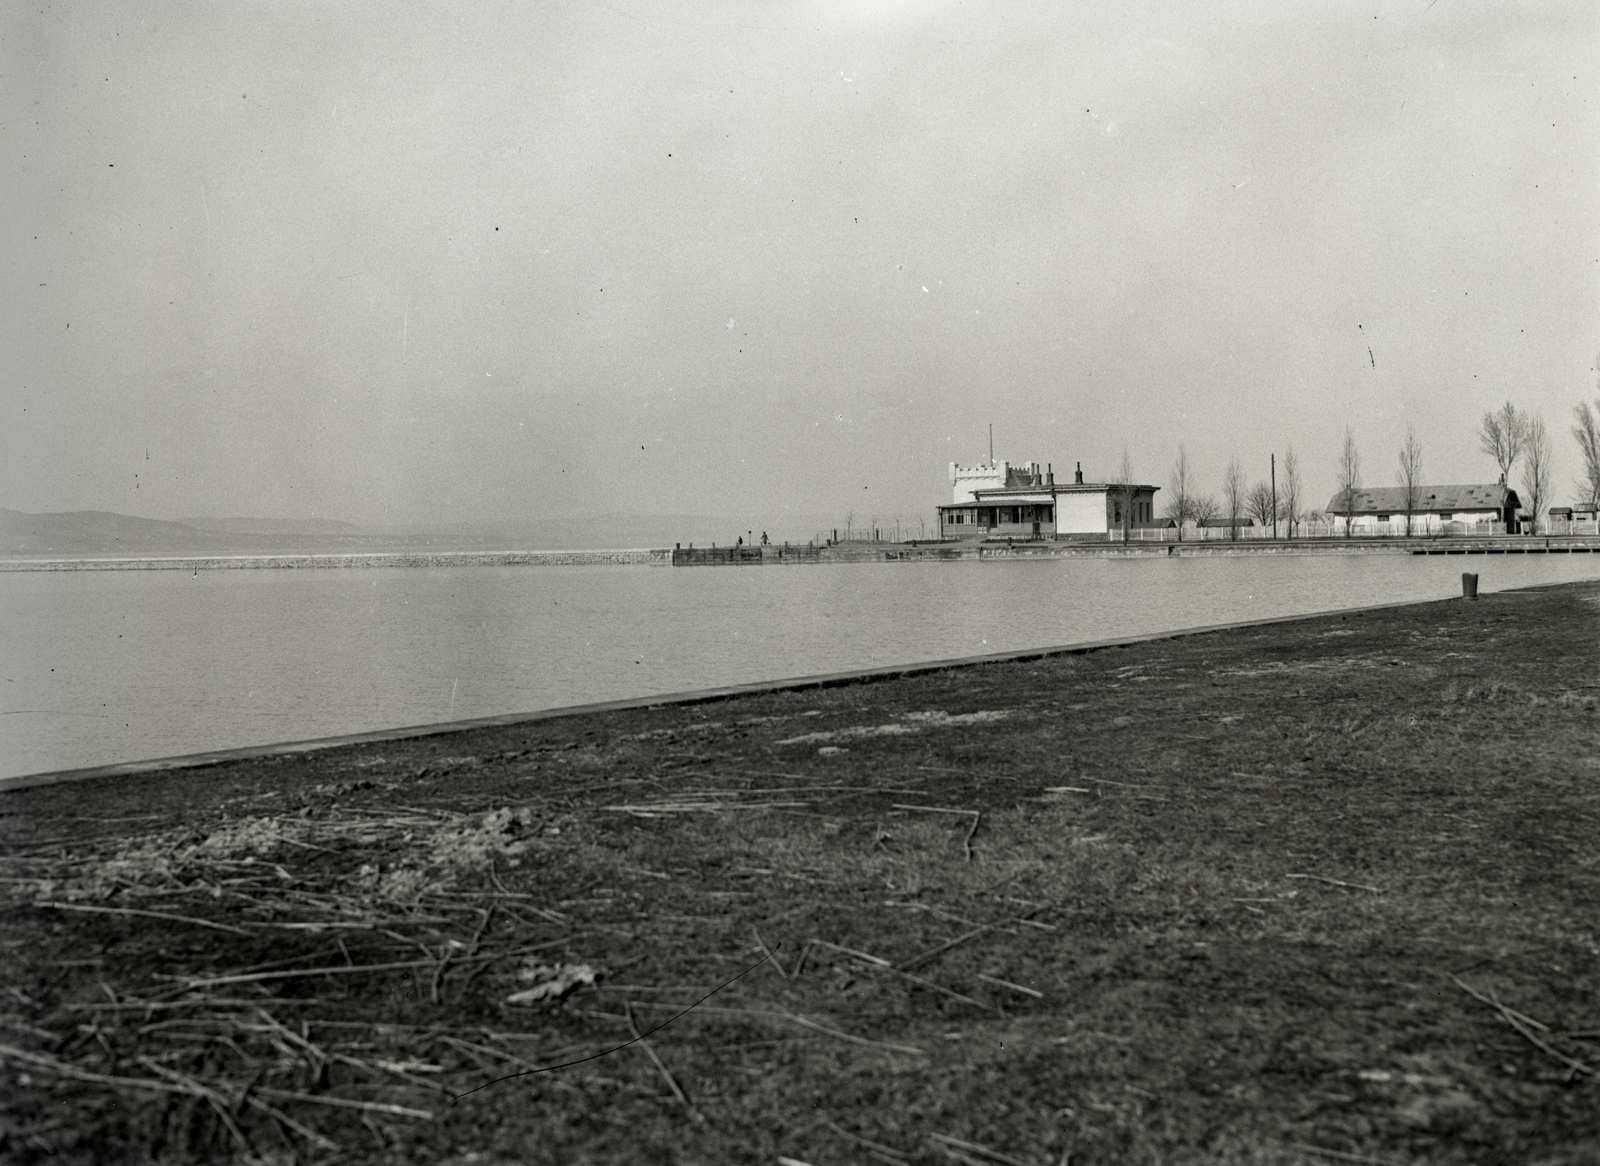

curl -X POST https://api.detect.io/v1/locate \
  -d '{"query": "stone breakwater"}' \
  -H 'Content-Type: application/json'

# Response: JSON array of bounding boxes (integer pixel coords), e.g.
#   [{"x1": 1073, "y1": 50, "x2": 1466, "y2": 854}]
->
[
  {"x1": 9, "y1": 538, "x2": 1599, "y2": 572},
  {"x1": 0, "y1": 549, "x2": 672, "y2": 571}
]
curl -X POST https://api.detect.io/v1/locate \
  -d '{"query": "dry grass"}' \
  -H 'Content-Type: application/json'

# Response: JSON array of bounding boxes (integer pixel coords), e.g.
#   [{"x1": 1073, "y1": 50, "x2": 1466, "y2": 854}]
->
[{"x1": 2, "y1": 580, "x2": 1598, "y2": 1164}]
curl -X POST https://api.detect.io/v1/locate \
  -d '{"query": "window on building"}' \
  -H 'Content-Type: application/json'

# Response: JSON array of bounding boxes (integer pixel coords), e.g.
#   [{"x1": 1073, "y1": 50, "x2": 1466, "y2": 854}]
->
[
  {"x1": 1376, "y1": 515, "x2": 1390, "y2": 522},
  {"x1": 1438, "y1": 513, "x2": 1452, "y2": 521}
]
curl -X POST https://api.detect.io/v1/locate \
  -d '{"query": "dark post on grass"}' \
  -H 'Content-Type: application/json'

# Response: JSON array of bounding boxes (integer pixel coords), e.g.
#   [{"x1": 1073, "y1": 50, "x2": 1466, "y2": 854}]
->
[{"x1": 1462, "y1": 572, "x2": 1479, "y2": 600}]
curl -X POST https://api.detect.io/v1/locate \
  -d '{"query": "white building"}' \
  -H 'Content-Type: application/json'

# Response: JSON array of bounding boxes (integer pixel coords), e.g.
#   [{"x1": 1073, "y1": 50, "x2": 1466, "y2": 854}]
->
[
  {"x1": 1324, "y1": 483, "x2": 1520, "y2": 534},
  {"x1": 938, "y1": 459, "x2": 1160, "y2": 540}
]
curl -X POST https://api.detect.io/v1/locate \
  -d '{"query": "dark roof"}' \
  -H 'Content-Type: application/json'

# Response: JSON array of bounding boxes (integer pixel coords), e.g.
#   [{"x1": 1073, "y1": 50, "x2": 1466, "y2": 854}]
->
[
  {"x1": 1323, "y1": 483, "x2": 1519, "y2": 514},
  {"x1": 1003, "y1": 466, "x2": 1050, "y2": 489}
]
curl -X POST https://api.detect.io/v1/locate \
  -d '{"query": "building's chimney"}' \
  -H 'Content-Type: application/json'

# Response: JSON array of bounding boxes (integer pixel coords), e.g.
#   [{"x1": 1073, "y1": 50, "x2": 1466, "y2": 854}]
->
[
  {"x1": 1047, "y1": 463, "x2": 1054, "y2": 485},
  {"x1": 1075, "y1": 462, "x2": 1083, "y2": 484}
]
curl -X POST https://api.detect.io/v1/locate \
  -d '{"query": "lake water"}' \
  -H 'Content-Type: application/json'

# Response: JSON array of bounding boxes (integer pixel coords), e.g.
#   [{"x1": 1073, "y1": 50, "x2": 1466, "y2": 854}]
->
[{"x1": 4, "y1": 552, "x2": 1597, "y2": 780}]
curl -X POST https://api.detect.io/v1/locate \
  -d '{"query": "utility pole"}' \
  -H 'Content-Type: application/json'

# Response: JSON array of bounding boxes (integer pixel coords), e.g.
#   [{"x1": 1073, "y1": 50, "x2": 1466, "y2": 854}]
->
[
  {"x1": 1270, "y1": 453, "x2": 1278, "y2": 539},
  {"x1": 988, "y1": 424, "x2": 994, "y2": 466}
]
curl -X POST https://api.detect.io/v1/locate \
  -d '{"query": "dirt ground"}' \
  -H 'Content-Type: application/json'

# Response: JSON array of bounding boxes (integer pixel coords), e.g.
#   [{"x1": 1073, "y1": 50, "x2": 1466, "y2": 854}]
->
[{"x1": 2, "y1": 579, "x2": 1598, "y2": 1166}]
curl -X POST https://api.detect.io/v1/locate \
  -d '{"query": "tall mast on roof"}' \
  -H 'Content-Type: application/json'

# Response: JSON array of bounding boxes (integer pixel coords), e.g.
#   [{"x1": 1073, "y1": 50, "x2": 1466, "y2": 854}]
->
[{"x1": 989, "y1": 424, "x2": 994, "y2": 466}]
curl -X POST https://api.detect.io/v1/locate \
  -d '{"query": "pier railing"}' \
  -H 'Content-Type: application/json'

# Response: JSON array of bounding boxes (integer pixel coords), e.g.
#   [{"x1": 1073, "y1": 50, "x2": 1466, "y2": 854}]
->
[{"x1": 671, "y1": 543, "x2": 822, "y2": 566}]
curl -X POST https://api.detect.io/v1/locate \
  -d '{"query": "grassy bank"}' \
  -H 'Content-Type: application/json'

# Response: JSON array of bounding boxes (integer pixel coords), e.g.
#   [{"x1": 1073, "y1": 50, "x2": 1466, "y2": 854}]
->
[{"x1": 2, "y1": 581, "x2": 1598, "y2": 1165}]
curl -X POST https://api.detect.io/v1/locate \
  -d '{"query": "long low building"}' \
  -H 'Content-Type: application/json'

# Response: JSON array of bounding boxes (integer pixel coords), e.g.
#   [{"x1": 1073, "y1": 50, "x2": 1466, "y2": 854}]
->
[
  {"x1": 939, "y1": 459, "x2": 1159, "y2": 540},
  {"x1": 1324, "y1": 483, "x2": 1520, "y2": 534}
]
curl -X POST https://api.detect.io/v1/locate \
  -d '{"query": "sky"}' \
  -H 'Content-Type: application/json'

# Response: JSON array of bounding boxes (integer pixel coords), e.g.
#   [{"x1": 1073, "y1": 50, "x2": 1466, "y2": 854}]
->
[{"x1": 4, "y1": 0, "x2": 1597, "y2": 532}]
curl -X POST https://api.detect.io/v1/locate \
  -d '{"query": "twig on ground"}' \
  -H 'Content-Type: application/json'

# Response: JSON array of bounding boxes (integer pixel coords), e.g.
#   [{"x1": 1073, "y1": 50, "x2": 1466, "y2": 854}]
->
[
  {"x1": 430, "y1": 944, "x2": 453, "y2": 1005},
  {"x1": 1448, "y1": 974, "x2": 1594, "y2": 1077},
  {"x1": 810, "y1": 939, "x2": 890, "y2": 966},
  {"x1": 1288, "y1": 1144, "x2": 1400, "y2": 1166},
  {"x1": 0, "y1": 1042, "x2": 188, "y2": 1094},
  {"x1": 601, "y1": 801, "x2": 811, "y2": 814},
  {"x1": 64, "y1": 998, "x2": 320, "y2": 1013},
  {"x1": 380, "y1": 928, "x2": 439, "y2": 959},
  {"x1": 977, "y1": 974, "x2": 1042, "y2": 999},
  {"x1": 134, "y1": 1058, "x2": 251, "y2": 1152},
  {"x1": 822, "y1": 1118, "x2": 912, "y2": 1161},
  {"x1": 1286, "y1": 873, "x2": 1382, "y2": 893},
  {"x1": 897, "y1": 914, "x2": 1035, "y2": 974},
  {"x1": 250, "y1": 1010, "x2": 328, "y2": 1075},
  {"x1": 625, "y1": 1001, "x2": 706, "y2": 1124},
  {"x1": 465, "y1": 904, "x2": 496, "y2": 954},
  {"x1": 253, "y1": 1086, "x2": 433, "y2": 1120},
  {"x1": 364, "y1": 1057, "x2": 452, "y2": 1095},
  {"x1": 487, "y1": 860, "x2": 515, "y2": 898},
  {"x1": 812, "y1": 939, "x2": 999, "y2": 1012},
  {"x1": 243, "y1": 1095, "x2": 340, "y2": 1152},
  {"x1": 791, "y1": 939, "x2": 814, "y2": 980},
  {"x1": 178, "y1": 959, "x2": 440, "y2": 990},
  {"x1": 929, "y1": 1132, "x2": 1036, "y2": 1166},
  {"x1": 928, "y1": 1142, "x2": 999, "y2": 1166},
  {"x1": 32, "y1": 901, "x2": 253, "y2": 935},
  {"x1": 752, "y1": 927, "x2": 788, "y2": 977},
  {"x1": 436, "y1": 1034, "x2": 540, "y2": 1073}
]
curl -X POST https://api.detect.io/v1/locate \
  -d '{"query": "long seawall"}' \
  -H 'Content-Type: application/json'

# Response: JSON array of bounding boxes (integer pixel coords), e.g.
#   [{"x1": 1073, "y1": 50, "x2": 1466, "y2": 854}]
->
[
  {"x1": 0, "y1": 549, "x2": 672, "y2": 571},
  {"x1": 7, "y1": 537, "x2": 1599, "y2": 571}
]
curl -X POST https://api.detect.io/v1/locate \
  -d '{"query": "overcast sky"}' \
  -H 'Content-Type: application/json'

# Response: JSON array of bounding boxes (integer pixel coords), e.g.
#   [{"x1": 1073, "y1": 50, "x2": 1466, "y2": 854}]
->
[{"x1": 4, "y1": 0, "x2": 1596, "y2": 529}]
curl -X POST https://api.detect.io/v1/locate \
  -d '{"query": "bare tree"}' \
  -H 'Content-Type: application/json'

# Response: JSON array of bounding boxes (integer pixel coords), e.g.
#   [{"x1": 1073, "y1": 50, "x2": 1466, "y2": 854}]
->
[
  {"x1": 1574, "y1": 399, "x2": 1600, "y2": 511},
  {"x1": 1191, "y1": 493, "x2": 1220, "y2": 529},
  {"x1": 1479, "y1": 401, "x2": 1526, "y2": 484},
  {"x1": 1222, "y1": 458, "x2": 1246, "y2": 541},
  {"x1": 1114, "y1": 449, "x2": 1136, "y2": 544},
  {"x1": 1246, "y1": 481, "x2": 1277, "y2": 529},
  {"x1": 1336, "y1": 426, "x2": 1361, "y2": 537},
  {"x1": 1165, "y1": 445, "x2": 1193, "y2": 540},
  {"x1": 1281, "y1": 444, "x2": 1302, "y2": 538},
  {"x1": 1396, "y1": 424, "x2": 1424, "y2": 537},
  {"x1": 1521, "y1": 414, "x2": 1551, "y2": 534}
]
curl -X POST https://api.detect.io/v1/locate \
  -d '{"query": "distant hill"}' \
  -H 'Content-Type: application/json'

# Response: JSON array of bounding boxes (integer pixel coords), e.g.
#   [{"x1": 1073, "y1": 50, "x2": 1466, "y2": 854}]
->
[
  {"x1": 2, "y1": 508, "x2": 852, "y2": 558},
  {"x1": 176, "y1": 515, "x2": 365, "y2": 537},
  {"x1": 1, "y1": 509, "x2": 227, "y2": 556},
  {"x1": 1, "y1": 509, "x2": 379, "y2": 557}
]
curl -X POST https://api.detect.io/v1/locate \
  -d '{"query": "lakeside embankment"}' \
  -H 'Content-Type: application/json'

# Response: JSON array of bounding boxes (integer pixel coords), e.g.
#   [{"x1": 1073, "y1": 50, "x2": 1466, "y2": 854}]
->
[
  {"x1": 0, "y1": 548, "x2": 671, "y2": 572},
  {"x1": 7, "y1": 535, "x2": 1599, "y2": 570},
  {"x1": 2, "y1": 580, "x2": 1597, "y2": 1164}
]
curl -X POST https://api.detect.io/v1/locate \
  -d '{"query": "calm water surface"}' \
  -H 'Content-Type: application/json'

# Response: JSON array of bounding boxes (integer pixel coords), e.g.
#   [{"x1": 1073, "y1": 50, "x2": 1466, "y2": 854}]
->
[{"x1": 4, "y1": 553, "x2": 1597, "y2": 779}]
